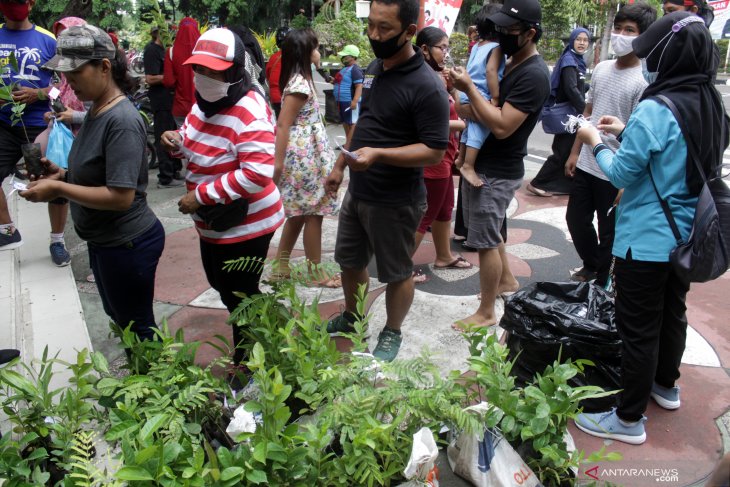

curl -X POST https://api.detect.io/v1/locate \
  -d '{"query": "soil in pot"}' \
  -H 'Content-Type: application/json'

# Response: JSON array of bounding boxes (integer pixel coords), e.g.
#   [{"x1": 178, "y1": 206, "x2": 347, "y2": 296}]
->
[{"x1": 21, "y1": 143, "x2": 43, "y2": 178}]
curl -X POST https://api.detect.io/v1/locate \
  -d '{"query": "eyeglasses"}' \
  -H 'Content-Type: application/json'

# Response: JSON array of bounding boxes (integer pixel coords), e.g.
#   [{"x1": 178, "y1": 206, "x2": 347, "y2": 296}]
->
[
  {"x1": 495, "y1": 25, "x2": 524, "y2": 35},
  {"x1": 431, "y1": 45, "x2": 450, "y2": 54}
]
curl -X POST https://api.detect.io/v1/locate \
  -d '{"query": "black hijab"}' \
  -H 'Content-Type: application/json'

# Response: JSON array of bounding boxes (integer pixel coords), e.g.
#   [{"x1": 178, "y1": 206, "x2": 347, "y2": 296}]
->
[
  {"x1": 634, "y1": 11, "x2": 729, "y2": 195},
  {"x1": 228, "y1": 25, "x2": 267, "y2": 85},
  {"x1": 195, "y1": 30, "x2": 253, "y2": 118}
]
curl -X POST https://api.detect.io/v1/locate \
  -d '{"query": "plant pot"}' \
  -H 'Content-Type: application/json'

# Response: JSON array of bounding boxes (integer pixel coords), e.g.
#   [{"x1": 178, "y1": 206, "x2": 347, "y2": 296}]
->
[{"x1": 21, "y1": 142, "x2": 43, "y2": 178}]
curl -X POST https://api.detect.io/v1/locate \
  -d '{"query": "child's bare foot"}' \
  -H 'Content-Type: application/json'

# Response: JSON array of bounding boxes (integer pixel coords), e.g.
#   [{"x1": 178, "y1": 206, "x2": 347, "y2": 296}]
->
[
  {"x1": 454, "y1": 155, "x2": 465, "y2": 170},
  {"x1": 460, "y1": 165, "x2": 483, "y2": 187}
]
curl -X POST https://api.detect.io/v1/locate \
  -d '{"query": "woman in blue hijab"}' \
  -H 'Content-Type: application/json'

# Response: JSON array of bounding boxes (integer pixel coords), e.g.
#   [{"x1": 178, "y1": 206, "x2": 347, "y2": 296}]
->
[{"x1": 527, "y1": 27, "x2": 591, "y2": 197}]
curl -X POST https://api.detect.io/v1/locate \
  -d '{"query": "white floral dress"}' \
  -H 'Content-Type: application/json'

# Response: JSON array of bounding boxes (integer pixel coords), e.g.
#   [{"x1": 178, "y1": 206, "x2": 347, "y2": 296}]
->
[{"x1": 280, "y1": 74, "x2": 339, "y2": 217}]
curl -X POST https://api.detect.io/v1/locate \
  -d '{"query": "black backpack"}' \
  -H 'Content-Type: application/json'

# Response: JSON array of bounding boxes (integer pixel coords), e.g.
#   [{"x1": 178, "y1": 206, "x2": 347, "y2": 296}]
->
[{"x1": 648, "y1": 94, "x2": 730, "y2": 283}]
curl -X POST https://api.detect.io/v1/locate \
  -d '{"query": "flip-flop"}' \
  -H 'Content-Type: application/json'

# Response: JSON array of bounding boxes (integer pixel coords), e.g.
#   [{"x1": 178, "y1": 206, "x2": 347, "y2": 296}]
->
[
  {"x1": 434, "y1": 256, "x2": 473, "y2": 270},
  {"x1": 412, "y1": 269, "x2": 430, "y2": 284},
  {"x1": 526, "y1": 183, "x2": 553, "y2": 197}
]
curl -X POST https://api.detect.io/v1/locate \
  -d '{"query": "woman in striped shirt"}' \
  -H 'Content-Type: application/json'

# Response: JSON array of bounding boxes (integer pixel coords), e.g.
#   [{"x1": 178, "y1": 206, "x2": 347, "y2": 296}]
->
[{"x1": 161, "y1": 28, "x2": 284, "y2": 366}]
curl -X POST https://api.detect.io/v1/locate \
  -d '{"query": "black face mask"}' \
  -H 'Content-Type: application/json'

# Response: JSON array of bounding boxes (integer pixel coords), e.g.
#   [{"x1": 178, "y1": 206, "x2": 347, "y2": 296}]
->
[
  {"x1": 498, "y1": 31, "x2": 527, "y2": 57},
  {"x1": 369, "y1": 29, "x2": 407, "y2": 59},
  {"x1": 425, "y1": 49, "x2": 444, "y2": 71}
]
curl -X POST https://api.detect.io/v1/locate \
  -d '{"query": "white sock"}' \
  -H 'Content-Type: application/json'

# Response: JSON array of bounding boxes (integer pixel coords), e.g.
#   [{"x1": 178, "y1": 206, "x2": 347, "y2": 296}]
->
[
  {"x1": 618, "y1": 418, "x2": 639, "y2": 427},
  {"x1": 0, "y1": 223, "x2": 14, "y2": 236},
  {"x1": 50, "y1": 232, "x2": 65, "y2": 244}
]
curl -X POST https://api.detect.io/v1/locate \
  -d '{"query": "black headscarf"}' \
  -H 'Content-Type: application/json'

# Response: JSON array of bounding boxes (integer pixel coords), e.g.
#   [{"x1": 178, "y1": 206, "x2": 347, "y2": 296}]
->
[
  {"x1": 634, "y1": 11, "x2": 729, "y2": 195},
  {"x1": 228, "y1": 25, "x2": 266, "y2": 82},
  {"x1": 195, "y1": 30, "x2": 252, "y2": 118}
]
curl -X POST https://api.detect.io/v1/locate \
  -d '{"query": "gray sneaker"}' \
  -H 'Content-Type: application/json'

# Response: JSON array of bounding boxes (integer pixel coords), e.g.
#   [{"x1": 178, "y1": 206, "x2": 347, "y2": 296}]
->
[
  {"x1": 574, "y1": 408, "x2": 646, "y2": 445},
  {"x1": 651, "y1": 382, "x2": 680, "y2": 410},
  {"x1": 372, "y1": 328, "x2": 402, "y2": 362}
]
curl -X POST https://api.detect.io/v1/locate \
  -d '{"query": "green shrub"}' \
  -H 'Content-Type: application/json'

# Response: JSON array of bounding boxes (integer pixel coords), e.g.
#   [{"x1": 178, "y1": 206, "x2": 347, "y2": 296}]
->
[{"x1": 449, "y1": 32, "x2": 469, "y2": 68}]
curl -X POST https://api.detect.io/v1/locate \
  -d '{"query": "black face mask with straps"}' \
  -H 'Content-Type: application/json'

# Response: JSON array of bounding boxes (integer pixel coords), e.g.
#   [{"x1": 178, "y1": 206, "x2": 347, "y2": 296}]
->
[{"x1": 369, "y1": 29, "x2": 407, "y2": 59}]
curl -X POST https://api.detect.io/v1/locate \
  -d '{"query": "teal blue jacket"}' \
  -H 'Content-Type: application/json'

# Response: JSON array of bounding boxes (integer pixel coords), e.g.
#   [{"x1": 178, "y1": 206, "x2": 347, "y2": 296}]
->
[{"x1": 596, "y1": 99, "x2": 697, "y2": 262}]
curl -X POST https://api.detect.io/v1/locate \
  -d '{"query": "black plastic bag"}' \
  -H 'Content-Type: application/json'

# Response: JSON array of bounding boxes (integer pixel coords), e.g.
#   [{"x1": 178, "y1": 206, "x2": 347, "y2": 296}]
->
[{"x1": 500, "y1": 281, "x2": 621, "y2": 412}]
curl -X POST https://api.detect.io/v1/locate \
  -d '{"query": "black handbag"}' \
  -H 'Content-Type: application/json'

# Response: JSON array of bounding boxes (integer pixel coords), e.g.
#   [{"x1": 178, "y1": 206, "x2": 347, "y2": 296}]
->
[
  {"x1": 648, "y1": 94, "x2": 730, "y2": 283},
  {"x1": 195, "y1": 198, "x2": 249, "y2": 232},
  {"x1": 541, "y1": 100, "x2": 579, "y2": 135}
]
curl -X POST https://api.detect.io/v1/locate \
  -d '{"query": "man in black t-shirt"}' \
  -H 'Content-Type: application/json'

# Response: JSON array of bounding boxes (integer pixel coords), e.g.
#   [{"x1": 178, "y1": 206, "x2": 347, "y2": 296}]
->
[
  {"x1": 143, "y1": 26, "x2": 180, "y2": 188},
  {"x1": 449, "y1": 0, "x2": 550, "y2": 330},
  {"x1": 325, "y1": 0, "x2": 450, "y2": 362}
]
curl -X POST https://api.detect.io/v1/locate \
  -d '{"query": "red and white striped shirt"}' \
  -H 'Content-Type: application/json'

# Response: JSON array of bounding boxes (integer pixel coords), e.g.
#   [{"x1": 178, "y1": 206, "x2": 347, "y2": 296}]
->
[{"x1": 179, "y1": 91, "x2": 284, "y2": 244}]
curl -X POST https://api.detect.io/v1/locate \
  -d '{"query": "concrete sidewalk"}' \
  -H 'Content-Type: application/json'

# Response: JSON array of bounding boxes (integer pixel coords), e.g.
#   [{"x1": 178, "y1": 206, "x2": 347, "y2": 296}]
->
[{"x1": 0, "y1": 177, "x2": 91, "y2": 387}]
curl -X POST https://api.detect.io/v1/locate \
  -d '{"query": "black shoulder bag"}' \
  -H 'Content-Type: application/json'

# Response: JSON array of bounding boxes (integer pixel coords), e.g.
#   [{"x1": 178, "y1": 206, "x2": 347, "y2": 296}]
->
[
  {"x1": 196, "y1": 198, "x2": 249, "y2": 232},
  {"x1": 648, "y1": 94, "x2": 730, "y2": 283}
]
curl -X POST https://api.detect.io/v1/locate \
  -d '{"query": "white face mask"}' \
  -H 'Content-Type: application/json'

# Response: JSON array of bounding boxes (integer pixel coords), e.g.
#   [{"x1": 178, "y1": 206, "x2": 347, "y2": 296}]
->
[
  {"x1": 640, "y1": 58, "x2": 657, "y2": 84},
  {"x1": 194, "y1": 72, "x2": 234, "y2": 102},
  {"x1": 610, "y1": 33, "x2": 635, "y2": 57}
]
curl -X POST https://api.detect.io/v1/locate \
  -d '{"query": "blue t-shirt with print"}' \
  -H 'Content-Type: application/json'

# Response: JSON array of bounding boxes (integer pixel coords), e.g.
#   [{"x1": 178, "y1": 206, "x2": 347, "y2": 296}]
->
[
  {"x1": 0, "y1": 24, "x2": 56, "y2": 127},
  {"x1": 334, "y1": 64, "x2": 364, "y2": 103}
]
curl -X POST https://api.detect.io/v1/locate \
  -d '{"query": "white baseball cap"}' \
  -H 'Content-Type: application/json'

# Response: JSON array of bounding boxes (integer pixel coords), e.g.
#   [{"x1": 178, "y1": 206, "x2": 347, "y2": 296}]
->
[{"x1": 184, "y1": 28, "x2": 241, "y2": 71}]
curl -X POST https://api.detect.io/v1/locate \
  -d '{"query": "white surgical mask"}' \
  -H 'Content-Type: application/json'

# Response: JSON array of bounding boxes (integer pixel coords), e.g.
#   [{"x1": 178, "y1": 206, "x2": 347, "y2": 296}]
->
[
  {"x1": 610, "y1": 33, "x2": 635, "y2": 57},
  {"x1": 194, "y1": 72, "x2": 236, "y2": 102},
  {"x1": 640, "y1": 58, "x2": 657, "y2": 84}
]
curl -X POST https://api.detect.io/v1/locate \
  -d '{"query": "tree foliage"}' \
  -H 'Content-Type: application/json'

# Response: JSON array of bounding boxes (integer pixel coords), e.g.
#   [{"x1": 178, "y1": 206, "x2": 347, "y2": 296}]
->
[{"x1": 29, "y1": 0, "x2": 132, "y2": 31}]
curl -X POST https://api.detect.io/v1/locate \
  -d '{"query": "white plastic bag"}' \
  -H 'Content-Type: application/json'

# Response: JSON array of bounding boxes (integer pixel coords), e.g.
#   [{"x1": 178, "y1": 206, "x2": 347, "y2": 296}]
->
[
  {"x1": 226, "y1": 404, "x2": 257, "y2": 439},
  {"x1": 447, "y1": 428, "x2": 540, "y2": 487},
  {"x1": 397, "y1": 427, "x2": 439, "y2": 487}
]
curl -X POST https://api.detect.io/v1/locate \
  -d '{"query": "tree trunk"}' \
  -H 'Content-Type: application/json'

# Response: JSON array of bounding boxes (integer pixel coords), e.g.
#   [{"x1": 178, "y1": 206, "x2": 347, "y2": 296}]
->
[
  {"x1": 61, "y1": 0, "x2": 93, "y2": 20},
  {"x1": 600, "y1": 4, "x2": 616, "y2": 62}
]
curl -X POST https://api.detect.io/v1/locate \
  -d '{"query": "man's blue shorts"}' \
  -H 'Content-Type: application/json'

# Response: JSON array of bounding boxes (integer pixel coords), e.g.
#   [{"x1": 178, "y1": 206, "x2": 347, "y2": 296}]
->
[{"x1": 337, "y1": 102, "x2": 359, "y2": 125}]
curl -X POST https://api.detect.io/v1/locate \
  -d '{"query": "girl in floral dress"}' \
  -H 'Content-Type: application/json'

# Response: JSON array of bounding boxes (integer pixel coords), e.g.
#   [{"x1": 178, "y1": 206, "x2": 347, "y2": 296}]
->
[{"x1": 273, "y1": 29, "x2": 340, "y2": 287}]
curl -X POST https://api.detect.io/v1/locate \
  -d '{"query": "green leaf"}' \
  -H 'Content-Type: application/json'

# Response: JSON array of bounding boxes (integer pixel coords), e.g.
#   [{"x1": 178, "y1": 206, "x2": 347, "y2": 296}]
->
[
  {"x1": 530, "y1": 416, "x2": 550, "y2": 435},
  {"x1": 535, "y1": 402, "x2": 550, "y2": 418},
  {"x1": 1, "y1": 369, "x2": 38, "y2": 395},
  {"x1": 25, "y1": 447, "x2": 48, "y2": 461},
  {"x1": 106, "y1": 420, "x2": 137, "y2": 441},
  {"x1": 96, "y1": 377, "x2": 121, "y2": 395},
  {"x1": 0, "y1": 86, "x2": 13, "y2": 101},
  {"x1": 91, "y1": 351, "x2": 110, "y2": 374},
  {"x1": 501, "y1": 415, "x2": 516, "y2": 434},
  {"x1": 135, "y1": 445, "x2": 159, "y2": 464},
  {"x1": 139, "y1": 413, "x2": 168, "y2": 442},
  {"x1": 184, "y1": 423, "x2": 202, "y2": 435},
  {"x1": 9, "y1": 51, "x2": 18, "y2": 74},
  {"x1": 252, "y1": 442, "x2": 267, "y2": 463},
  {"x1": 221, "y1": 467, "x2": 244, "y2": 481},
  {"x1": 606, "y1": 451, "x2": 623, "y2": 461},
  {"x1": 246, "y1": 470, "x2": 268, "y2": 484},
  {"x1": 116, "y1": 466, "x2": 155, "y2": 481}
]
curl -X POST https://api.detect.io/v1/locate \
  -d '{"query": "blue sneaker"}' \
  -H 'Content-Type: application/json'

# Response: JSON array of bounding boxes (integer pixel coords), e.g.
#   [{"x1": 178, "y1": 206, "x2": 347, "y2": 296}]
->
[
  {"x1": 372, "y1": 328, "x2": 402, "y2": 362},
  {"x1": 0, "y1": 229, "x2": 22, "y2": 251},
  {"x1": 49, "y1": 242, "x2": 71, "y2": 267},
  {"x1": 574, "y1": 408, "x2": 647, "y2": 445},
  {"x1": 651, "y1": 383, "x2": 680, "y2": 410}
]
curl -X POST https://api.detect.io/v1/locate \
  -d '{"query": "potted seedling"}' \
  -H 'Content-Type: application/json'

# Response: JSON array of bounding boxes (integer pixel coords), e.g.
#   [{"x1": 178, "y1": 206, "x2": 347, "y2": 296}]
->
[{"x1": 0, "y1": 51, "x2": 46, "y2": 178}]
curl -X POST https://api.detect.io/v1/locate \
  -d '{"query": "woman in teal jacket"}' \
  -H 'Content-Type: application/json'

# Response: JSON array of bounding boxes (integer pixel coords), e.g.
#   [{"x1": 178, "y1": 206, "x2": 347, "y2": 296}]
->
[{"x1": 573, "y1": 11, "x2": 729, "y2": 445}]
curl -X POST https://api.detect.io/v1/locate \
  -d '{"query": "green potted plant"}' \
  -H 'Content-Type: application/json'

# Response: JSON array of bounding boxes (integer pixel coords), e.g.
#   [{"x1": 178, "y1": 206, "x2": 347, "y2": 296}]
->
[{"x1": 0, "y1": 51, "x2": 46, "y2": 178}]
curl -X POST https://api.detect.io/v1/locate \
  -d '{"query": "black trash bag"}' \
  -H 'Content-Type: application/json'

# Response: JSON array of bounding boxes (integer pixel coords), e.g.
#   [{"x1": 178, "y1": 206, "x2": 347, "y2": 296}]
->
[{"x1": 499, "y1": 281, "x2": 621, "y2": 412}]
